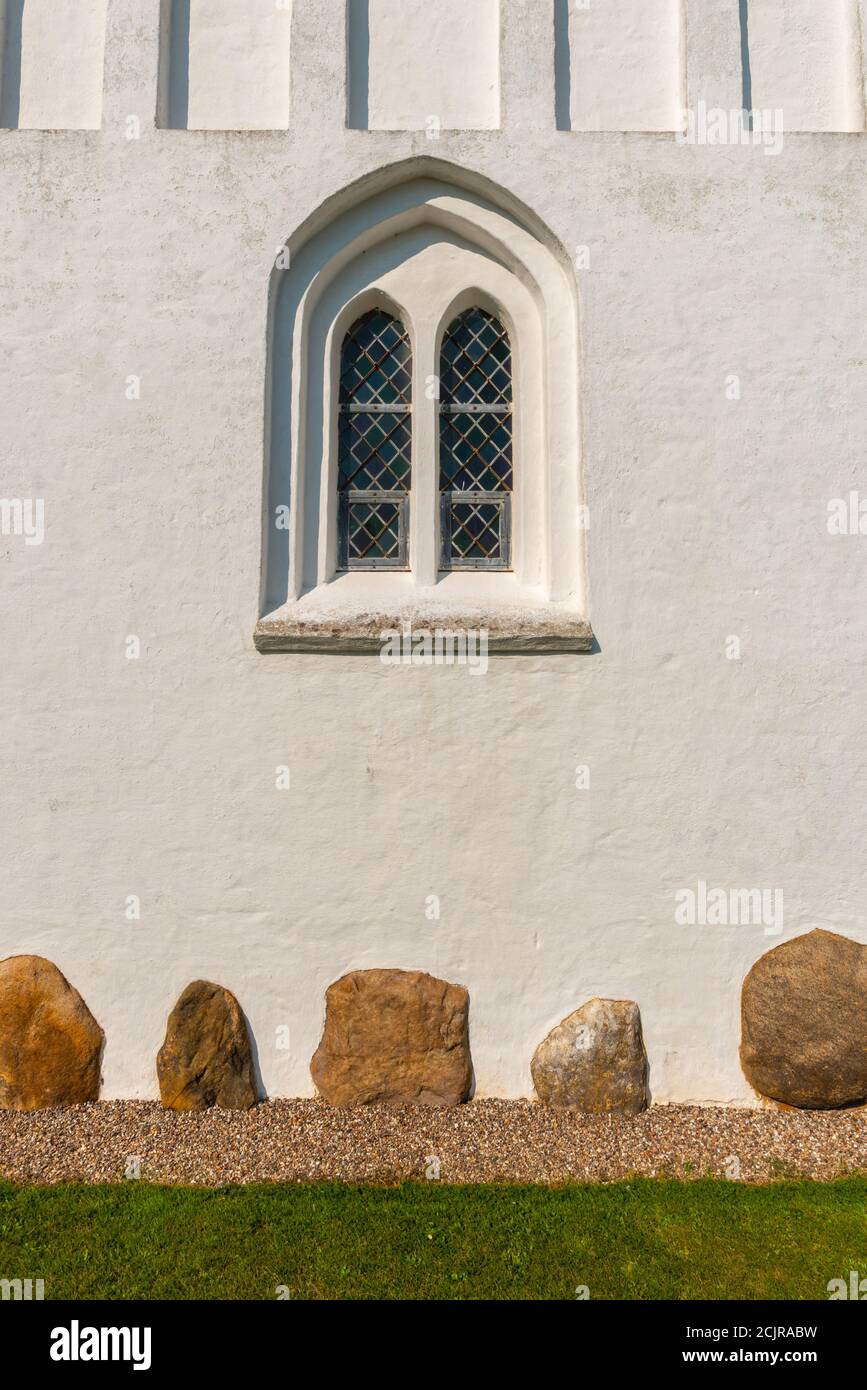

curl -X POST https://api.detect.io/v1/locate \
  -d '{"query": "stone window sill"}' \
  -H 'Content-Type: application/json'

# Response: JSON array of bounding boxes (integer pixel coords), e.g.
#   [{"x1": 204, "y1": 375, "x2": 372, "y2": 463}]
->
[
  {"x1": 255, "y1": 575, "x2": 594, "y2": 655},
  {"x1": 254, "y1": 614, "x2": 593, "y2": 654},
  {"x1": 254, "y1": 602, "x2": 592, "y2": 656}
]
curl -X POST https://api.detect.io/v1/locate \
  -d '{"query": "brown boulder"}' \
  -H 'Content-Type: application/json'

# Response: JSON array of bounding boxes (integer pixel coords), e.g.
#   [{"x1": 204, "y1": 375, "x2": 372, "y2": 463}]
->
[
  {"x1": 741, "y1": 929, "x2": 867, "y2": 1109},
  {"x1": 0, "y1": 955, "x2": 104, "y2": 1109},
  {"x1": 310, "y1": 968, "x2": 472, "y2": 1106},
  {"x1": 531, "y1": 998, "x2": 648, "y2": 1114},
  {"x1": 157, "y1": 980, "x2": 258, "y2": 1110}
]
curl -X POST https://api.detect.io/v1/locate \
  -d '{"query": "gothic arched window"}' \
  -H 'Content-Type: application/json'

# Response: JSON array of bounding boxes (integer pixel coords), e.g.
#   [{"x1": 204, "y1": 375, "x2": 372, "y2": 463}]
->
[
  {"x1": 438, "y1": 307, "x2": 513, "y2": 571},
  {"x1": 338, "y1": 309, "x2": 412, "y2": 570},
  {"x1": 261, "y1": 169, "x2": 591, "y2": 652}
]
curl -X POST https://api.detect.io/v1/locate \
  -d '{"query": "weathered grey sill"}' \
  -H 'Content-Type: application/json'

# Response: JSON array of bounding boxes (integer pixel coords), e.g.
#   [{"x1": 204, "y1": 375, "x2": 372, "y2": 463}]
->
[{"x1": 254, "y1": 614, "x2": 594, "y2": 655}]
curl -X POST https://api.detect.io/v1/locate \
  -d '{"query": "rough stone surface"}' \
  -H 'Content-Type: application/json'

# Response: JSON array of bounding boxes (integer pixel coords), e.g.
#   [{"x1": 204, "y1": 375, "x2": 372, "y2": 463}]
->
[
  {"x1": 310, "y1": 969, "x2": 472, "y2": 1106},
  {"x1": 740, "y1": 929, "x2": 867, "y2": 1110},
  {"x1": 253, "y1": 608, "x2": 594, "y2": 654},
  {"x1": 157, "y1": 981, "x2": 258, "y2": 1111},
  {"x1": 0, "y1": 955, "x2": 104, "y2": 1110},
  {"x1": 531, "y1": 998, "x2": 648, "y2": 1114}
]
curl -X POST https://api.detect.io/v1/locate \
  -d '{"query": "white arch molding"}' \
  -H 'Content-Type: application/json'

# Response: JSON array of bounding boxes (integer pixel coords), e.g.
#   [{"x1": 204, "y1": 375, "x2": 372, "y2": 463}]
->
[{"x1": 255, "y1": 158, "x2": 594, "y2": 654}]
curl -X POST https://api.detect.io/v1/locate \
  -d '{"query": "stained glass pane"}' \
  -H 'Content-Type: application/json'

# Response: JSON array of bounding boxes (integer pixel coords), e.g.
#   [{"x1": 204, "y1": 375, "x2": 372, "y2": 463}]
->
[
  {"x1": 338, "y1": 310, "x2": 411, "y2": 570},
  {"x1": 446, "y1": 497, "x2": 507, "y2": 564},
  {"x1": 338, "y1": 412, "x2": 412, "y2": 492},
  {"x1": 440, "y1": 412, "x2": 513, "y2": 493},
  {"x1": 440, "y1": 307, "x2": 512, "y2": 407},
  {"x1": 439, "y1": 308, "x2": 512, "y2": 570},
  {"x1": 339, "y1": 310, "x2": 411, "y2": 406},
  {"x1": 345, "y1": 499, "x2": 403, "y2": 566}
]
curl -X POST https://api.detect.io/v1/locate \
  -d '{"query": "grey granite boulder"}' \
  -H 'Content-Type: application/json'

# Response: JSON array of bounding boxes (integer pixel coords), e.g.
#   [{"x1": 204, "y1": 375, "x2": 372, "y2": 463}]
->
[
  {"x1": 532, "y1": 998, "x2": 648, "y2": 1114},
  {"x1": 741, "y1": 929, "x2": 867, "y2": 1108}
]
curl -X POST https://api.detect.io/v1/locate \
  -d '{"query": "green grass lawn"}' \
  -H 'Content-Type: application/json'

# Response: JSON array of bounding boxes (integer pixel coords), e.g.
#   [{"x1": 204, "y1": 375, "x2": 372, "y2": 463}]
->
[{"x1": 1, "y1": 1178, "x2": 865, "y2": 1300}]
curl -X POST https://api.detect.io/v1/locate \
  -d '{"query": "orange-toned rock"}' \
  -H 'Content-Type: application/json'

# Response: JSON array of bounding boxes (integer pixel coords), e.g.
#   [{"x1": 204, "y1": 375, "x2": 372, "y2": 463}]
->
[
  {"x1": 311, "y1": 969, "x2": 472, "y2": 1106},
  {"x1": 0, "y1": 955, "x2": 104, "y2": 1110},
  {"x1": 157, "y1": 980, "x2": 258, "y2": 1110}
]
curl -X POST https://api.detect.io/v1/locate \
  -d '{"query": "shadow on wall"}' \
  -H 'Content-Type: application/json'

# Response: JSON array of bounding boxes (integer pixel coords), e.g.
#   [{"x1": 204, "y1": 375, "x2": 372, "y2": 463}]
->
[
  {"x1": 0, "y1": 0, "x2": 25, "y2": 128},
  {"x1": 242, "y1": 999, "x2": 266, "y2": 1101},
  {"x1": 553, "y1": 0, "x2": 760, "y2": 136},
  {"x1": 346, "y1": 0, "x2": 369, "y2": 130},
  {"x1": 553, "y1": 0, "x2": 570, "y2": 132},
  {"x1": 159, "y1": 0, "x2": 190, "y2": 130},
  {"x1": 739, "y1": 0, "x2": 753, "y2": 127},
  {"x1": 1, "y1": 0, "x2": 107, "y2": 131}
]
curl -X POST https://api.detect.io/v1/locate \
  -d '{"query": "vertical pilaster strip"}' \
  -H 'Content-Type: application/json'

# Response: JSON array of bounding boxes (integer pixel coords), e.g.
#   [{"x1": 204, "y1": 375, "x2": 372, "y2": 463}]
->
[
  {"x1": 500, "y1": 0, "x2": 555, "y2": 132},
  {"x1": 102, "y1": 0, "x2": 165, "y2": 138},
  {"x1": 684, "y1": 0, "x2": 744, "y2": 119},
  {"x1": 852, "y1": 0, "x2": 867, "y2": 130},
  {"x1": 291, "y1": 0, "x2": 349, "y2": 142}
]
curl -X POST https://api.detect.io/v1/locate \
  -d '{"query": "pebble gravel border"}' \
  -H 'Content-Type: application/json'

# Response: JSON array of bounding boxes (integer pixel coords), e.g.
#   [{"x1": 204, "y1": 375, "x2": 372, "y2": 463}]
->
[{"x1": 1, "y1": 1100, "x2": 867, "y2": 1185}]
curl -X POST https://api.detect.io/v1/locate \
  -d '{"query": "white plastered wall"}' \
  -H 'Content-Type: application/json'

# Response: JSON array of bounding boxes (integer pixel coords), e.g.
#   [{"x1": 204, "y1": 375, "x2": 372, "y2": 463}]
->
[
  {"x1": 0, "y1": 0, "x2": 866, "y2": 1106},
  {"x1": 186, "y1": 0, "x2": 292, "y2": 130},
  {"x1": 15, "y1": 0, "x2": 107, "y2": 130},
  {"x1": 363, "y1": 0, "x2": 501, "y2": 131},
  {"x1": 746, "y1": 0, "x2": 864, "y2": 133},
  {"x1": 569, "y1": 0, "x2": 684, "y2": 132}
]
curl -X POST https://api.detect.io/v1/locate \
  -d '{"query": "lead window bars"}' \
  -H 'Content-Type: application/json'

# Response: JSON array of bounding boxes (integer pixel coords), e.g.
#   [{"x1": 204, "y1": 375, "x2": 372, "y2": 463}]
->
[
  {"x1": 338, "y1": 309, "x2": 412, "y2": 570},
  {"x1": 439, "y1": 307, "x2": 513, "y2": 571}
]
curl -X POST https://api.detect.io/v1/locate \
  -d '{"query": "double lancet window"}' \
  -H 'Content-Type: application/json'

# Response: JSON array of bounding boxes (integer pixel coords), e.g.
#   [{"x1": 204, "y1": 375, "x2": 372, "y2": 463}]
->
[
  {"x1": 263, "y1": 169, "x2": 587, "y2": 630},
  {"x1": 337, "y1": 305, "x2": 514, "y2": 573}
]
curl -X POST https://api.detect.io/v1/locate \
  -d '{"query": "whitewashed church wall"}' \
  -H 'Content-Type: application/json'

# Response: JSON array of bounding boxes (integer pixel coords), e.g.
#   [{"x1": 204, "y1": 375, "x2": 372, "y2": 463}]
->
[{"x1": 1, "y1": 0, "x2": 865, "y2": 1105}]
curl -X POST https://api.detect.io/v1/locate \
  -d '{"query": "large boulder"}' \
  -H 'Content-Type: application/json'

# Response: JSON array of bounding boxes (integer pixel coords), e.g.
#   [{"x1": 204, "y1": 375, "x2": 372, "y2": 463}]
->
[
  {"x1": 310, "y1": 968, "x2": 472, "y2": 1106},
  {"x1": 157, "y1": 980, "x2": 258, "y2": 1111},
  {"x1": 741, "y1": 929, "x2": 867, "y2": 1109},
  {"x1": 531, "y1": 998, "x2": 648, "y2": 1114},
  {"x1": 0, "y1": 955, "x2": 104, "y2": 1109}
]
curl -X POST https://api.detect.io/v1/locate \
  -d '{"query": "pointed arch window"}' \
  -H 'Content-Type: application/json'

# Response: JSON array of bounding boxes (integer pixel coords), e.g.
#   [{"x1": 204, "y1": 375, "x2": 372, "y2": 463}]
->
[
  {"x1": 439, "y1": 307, "x2": 513, "y2": 571},
  {"x1": 260, "y1": 171, "x2": 594, "y2": 655},
  {"x1": 338, "y1": 309, "x2": 412, "y2": 570}
]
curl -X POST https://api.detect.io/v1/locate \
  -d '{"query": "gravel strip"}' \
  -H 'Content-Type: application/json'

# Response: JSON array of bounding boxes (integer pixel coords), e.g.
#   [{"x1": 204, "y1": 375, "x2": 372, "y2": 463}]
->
[{"x1": 1, "y1": 1100, "x2": 867, "y2": 1186}]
